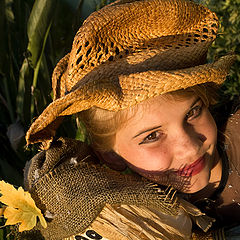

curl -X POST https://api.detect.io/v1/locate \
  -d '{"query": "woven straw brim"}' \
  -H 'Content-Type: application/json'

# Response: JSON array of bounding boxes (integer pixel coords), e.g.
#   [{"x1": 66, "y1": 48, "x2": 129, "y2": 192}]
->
[
  {"x1": 26, "y1": 54, "x2": 236, "y2": 146},
  {"x1": 25, "y1": 0, "x2": 237, "y2": 147}
]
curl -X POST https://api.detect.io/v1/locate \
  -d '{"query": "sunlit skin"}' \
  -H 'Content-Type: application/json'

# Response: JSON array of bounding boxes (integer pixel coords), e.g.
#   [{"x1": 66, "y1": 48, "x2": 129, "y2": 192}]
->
[{"x1": 113, "y1": 95, "x2": 222, "y2": 193}]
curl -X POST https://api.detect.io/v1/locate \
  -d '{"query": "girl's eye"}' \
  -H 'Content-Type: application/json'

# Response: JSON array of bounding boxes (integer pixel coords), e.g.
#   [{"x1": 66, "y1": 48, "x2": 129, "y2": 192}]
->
[
  {"x1": 186, "y1": 103, "x2": 203, "y2": 121},
  {"x1": 139, "y1": 131, "x2": 161, "y2": 145}
]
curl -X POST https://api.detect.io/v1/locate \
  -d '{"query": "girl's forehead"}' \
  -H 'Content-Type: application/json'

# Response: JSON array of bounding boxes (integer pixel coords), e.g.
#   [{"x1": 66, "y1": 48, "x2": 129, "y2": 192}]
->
[
  {"x1": 122, "y1": 94, "x2": 197, "y2": 126},
  {"x1": 132, "y1": 93, "x2": 196, "y2": 113}
]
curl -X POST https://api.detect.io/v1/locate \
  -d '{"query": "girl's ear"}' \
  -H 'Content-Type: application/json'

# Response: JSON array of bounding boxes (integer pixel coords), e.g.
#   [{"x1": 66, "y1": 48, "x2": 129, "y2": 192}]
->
[{"x1": 95, "y1": 151, "x2": 127, "y2": 171}]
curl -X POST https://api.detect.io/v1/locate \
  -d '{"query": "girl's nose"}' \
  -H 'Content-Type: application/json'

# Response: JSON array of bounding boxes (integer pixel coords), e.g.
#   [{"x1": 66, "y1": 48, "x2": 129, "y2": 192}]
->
[{"x1": 172, "y1": 124, "x2": 204, "y2": 162}]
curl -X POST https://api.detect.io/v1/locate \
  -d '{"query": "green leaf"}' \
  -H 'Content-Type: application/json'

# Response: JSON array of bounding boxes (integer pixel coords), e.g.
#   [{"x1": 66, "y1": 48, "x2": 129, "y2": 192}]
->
[
  {"x1": 16, "y1": 58, "x2": 32, "y2": 124},
  {"x1": 27, "y1": 0, "x2": 57, "y2": 68},
  {"x1": 30, "y1": 21, "x2": 52, "y2": 119}
]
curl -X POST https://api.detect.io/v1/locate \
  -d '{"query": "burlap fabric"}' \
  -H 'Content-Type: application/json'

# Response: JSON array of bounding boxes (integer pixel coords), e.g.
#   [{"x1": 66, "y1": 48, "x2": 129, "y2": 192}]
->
[
  {"x1": 22, "y1": 138, "x2": 182, "y2": 239},
  {"x1": 25, "y1": 0, "x2": 236, "y2": 148}
]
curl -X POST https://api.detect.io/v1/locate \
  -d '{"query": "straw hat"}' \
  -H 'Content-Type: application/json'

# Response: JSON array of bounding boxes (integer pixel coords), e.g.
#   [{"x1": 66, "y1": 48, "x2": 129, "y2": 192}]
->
[{"x1": 26, "y1": 0, "x2": 236, "y2": 148}]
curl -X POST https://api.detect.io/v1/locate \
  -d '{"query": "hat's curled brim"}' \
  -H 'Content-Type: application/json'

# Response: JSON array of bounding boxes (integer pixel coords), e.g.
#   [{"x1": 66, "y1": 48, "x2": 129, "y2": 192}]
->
[{"x1": 26, "y1": 54, "x2": 236, "y2": 147}]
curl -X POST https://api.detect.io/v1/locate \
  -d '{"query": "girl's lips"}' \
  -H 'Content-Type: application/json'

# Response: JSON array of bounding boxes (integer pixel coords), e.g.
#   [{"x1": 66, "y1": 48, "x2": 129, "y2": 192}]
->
[{"x1": 177, "y1": 156, "x2": 206, "y2": 177}]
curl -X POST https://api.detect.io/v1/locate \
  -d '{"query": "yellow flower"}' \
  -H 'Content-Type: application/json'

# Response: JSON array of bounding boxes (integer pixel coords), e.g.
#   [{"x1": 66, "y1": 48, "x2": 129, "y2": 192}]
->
[{"x1": 0, "y1": 180, "x2": 47, "y2": 232}]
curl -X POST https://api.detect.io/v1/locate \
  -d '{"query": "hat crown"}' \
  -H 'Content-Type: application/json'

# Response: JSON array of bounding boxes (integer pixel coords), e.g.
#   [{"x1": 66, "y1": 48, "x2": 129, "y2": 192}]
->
[
  {"x1": 26, "y1": 0, "x2": 236, "y2": 147},
  {"x1": 53, "y1": 0, "x2": 218, "y2": 99}
]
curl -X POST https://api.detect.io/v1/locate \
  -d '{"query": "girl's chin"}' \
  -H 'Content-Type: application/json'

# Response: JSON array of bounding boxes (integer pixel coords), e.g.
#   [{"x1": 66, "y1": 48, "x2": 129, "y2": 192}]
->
[
  {"x1": 182, "y1": 183, "x2": 208, "y2": 193},
  {"x1": 181, "y1": 175, "x2": 210, "y2": 193}
]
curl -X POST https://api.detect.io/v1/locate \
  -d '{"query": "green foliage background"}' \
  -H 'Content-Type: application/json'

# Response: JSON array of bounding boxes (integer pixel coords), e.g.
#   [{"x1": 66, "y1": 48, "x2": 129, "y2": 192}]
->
[
  {"x1": 201, "y1": 0, "x2": 240, "y2": 97},
  {"x1": 0, "y1": 0, "x2": 239, "y2": 238}
]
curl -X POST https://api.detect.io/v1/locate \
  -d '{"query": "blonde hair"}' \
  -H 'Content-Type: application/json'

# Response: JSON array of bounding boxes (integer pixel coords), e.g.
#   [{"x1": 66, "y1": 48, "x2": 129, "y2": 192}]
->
[{"x1": 77, "y1": 83, "x2": 219, "y2": 152}]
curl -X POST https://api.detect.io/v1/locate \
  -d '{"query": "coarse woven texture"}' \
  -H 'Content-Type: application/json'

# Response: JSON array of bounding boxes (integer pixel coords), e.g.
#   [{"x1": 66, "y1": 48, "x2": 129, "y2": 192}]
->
[
  {"x1": 25, "y1": 0, "x2": 236, "y2": 148},
  {"x1": 21, "y1": 138, "x2": 180, "y2": 240}
]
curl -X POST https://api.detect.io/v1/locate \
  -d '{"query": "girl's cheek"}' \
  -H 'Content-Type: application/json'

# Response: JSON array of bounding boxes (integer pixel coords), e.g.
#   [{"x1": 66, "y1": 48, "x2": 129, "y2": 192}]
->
[
  {"x1": 195, "y1": 110, "x2": 217, "y2": 144},
  {"x1": 141, "y1": 147, "x2": 172, "y2": 170},
  {"x1": 205, "y1": 112, "x2": 217, "y2": 142}
]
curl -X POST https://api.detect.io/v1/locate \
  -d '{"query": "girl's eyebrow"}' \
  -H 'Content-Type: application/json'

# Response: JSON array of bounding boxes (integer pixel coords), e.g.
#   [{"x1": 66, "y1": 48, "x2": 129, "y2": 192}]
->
[
  {"x1": 133, "y1": 125, "x2": 161, "y2": 139},
  {"x1": 190, "y1": 97, "x2": 201, "y2": 109},
  {"x1": 132, "y1": 97, "x2": 201, "y2": 139}
]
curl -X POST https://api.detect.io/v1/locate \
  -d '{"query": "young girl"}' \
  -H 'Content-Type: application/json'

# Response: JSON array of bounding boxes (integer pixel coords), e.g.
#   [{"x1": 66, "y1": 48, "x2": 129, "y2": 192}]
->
[{"x1": 7, "y1": 0, "x2": 240, "y2": 239}]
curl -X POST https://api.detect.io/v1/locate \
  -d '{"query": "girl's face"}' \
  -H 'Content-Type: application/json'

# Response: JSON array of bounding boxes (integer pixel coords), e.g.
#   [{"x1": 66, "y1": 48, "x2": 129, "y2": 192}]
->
[{"x1": 113, "y1": 94, "x2": 220, "y2": 193}]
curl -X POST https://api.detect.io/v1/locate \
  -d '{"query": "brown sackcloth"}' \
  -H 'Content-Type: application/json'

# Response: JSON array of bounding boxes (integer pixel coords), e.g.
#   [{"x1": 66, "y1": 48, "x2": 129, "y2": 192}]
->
[{"x1": 20, "y1": 138, "x2": 182, "y2": 239}]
